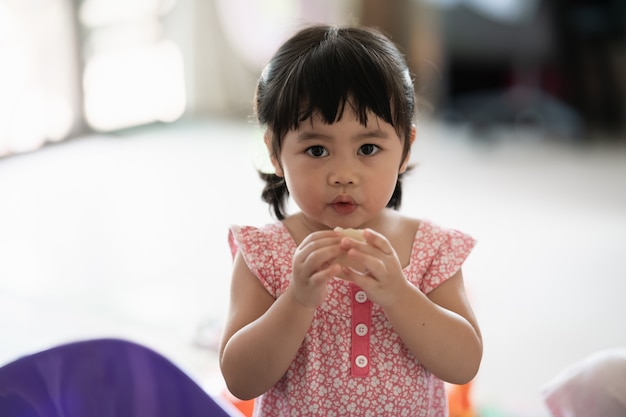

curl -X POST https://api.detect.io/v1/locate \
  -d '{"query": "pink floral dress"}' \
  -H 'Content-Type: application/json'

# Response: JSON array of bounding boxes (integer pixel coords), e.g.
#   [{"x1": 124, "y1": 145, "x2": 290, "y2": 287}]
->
[{"x1": 228, "y1": 220, "x2": 475, "y2": 417}]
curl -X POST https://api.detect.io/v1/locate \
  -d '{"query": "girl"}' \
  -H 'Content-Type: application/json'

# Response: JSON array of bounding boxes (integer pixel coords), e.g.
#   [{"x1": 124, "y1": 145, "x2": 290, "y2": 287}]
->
[{"x1": 220, "y1": 25, "x2": 482, "y2": 416}]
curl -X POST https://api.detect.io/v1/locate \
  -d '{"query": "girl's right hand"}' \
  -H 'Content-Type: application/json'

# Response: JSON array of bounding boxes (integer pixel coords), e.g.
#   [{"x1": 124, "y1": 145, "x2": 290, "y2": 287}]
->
[{"x1": 289, "y1": 231, "x2": 344, "y2": 308}]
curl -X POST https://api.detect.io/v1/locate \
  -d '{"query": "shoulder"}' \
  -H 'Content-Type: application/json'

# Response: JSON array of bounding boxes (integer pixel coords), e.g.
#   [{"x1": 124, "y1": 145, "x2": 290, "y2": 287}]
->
[
  {"x1": 399, "y1": 218, "x2": 476, "y2": 293},
  {"x1": 381, "y1": 212, "x2": 475, "y2": 249},
  {"x1": 415, "y1": 219, "x2": 475, "y2": 249},
  {"x1": 228, "y1": 222, "x2": 292, "y2": 258},
  {"x1": 228, "y1": 223, "x2": 295, "y2": 296}
]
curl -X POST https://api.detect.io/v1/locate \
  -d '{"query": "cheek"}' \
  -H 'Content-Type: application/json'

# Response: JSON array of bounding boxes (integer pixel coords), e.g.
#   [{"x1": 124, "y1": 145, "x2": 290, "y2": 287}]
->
[
  {"x1": 285, "y1": 177, "x2": 321, "y2": 212},
  {"x1": 285, "y1": 171, "x2": 317, "y2": 196},
  {"x1": 283, "y1": 164, "x2": 325, "y2": 201},
  {"x1": 366, "y1": 168, "x2": 399, "y2": 202}
]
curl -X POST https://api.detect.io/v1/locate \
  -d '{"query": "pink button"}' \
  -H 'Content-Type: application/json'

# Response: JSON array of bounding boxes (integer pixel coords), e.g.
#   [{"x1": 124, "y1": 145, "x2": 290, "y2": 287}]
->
[
  {"x1": 355, "y1": 323, "x2": 368, "y2": 336},
  {"x1": 355, "y1": 355, "x2": 368, "y2": 368},
  {"x1": 354, "y1": 290, "x2": 367, "y2": 303}
]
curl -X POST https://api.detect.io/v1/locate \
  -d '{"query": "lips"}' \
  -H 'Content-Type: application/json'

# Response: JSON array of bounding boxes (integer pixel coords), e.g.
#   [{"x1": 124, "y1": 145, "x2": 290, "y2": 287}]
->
[{"x1": 331, "y1": 196, "x2": 357, "y2": 215}]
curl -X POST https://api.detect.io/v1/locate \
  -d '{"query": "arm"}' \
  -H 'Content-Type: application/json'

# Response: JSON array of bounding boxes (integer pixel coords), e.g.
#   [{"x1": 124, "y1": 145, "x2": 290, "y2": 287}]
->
[
  {"x1": 340, "y1": 230, "x2": 482, "y2": 384},
  {"x1": 382, "y1": 269, "x2": 482, "y2": 384},
  {"x1": 219, "y1": 254, "x2": 316, "y2": 400},
  {"x1": 219, "y1": 231, "x2": 344, "y2": 400}
]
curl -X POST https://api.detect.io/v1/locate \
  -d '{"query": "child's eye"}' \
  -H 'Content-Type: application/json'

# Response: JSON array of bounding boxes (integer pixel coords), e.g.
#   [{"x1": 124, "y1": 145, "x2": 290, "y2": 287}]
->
[
  {"x1": 305, "y1": 145, "x2": 328, "y2": 157},
  {"x1": 358, "y1": 144, "x2": 380, "y2": 156}
]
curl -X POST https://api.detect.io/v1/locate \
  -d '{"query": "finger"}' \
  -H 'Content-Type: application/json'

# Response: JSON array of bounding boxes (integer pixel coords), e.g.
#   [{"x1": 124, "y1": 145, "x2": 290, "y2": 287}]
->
[
  {"x1": 338, "y1": 237, "x2": 370, "y2": 254},
  {"x1": 297, "y1": 238, "x2": 343, "y2": 267},
  {"x1": 338, "y1": 266, "x2": 373, "y2": 287},
  {"x1": 340, "y1": 248, "x2": 388, "y2": 280},
  {"x1": 306, "y1": 244, "x2": 346, "y2": 270},
  {"x1": 300, "y1": 230, "x2": 342, "y2": 246},
  {"x1": 361, "y1": 228, "x2": 394, "y2": 255},
  {"x1": 311, "y1": 263, "x2": 342, "y2": 284},
  {"x1": 299, "y1": 233, "x2": 342, "y2": 256},
  {"x1": 338, "y1": 230, "x2": 384, "y2": 256}
]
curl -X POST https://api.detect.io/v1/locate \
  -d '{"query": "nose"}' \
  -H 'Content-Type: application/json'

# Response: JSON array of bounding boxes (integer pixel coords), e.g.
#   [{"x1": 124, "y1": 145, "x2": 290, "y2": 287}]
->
[{"x1": 328, "y1": 159, "x2": 359, "y2": 186}]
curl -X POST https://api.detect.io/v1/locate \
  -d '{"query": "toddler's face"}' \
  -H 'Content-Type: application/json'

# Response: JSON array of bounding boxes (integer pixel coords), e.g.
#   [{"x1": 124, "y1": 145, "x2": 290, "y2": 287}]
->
[{"x1": 270, "y1": 107, "x2": 410, "y2": 230}]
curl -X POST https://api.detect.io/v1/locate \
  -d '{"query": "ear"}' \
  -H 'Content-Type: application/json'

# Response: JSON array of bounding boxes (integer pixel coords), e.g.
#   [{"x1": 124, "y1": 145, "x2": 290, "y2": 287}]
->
[
  {"x1": 399, "y1": 125, "x2": 416, "y2": 174},
  {"x1": 264, "y1": 131, "x2": 284, "y2": 177}
]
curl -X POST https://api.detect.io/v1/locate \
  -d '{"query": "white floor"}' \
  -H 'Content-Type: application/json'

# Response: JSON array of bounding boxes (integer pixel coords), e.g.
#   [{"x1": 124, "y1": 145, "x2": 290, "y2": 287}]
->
[{"x1": 1, "y1": 118, "x2": 625, "y2": 416}]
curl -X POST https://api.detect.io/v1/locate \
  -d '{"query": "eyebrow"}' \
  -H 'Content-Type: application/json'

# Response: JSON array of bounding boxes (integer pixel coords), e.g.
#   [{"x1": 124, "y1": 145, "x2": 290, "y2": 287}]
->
[
  {"x1": 296, "y1": 129, "x2": 390, "y2": 142},
  {"x1": 296, "y1": 132, "x2": 332, "y2": 142},
  {"x1": 358, "y1": 129, "x2": 389, "y2": 139}
]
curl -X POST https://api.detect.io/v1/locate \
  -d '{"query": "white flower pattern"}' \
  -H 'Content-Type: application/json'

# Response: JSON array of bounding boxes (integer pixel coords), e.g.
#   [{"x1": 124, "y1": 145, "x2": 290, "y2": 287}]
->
[{"x1": 228, "y1": 220, "x2": 475, "y2": 417}]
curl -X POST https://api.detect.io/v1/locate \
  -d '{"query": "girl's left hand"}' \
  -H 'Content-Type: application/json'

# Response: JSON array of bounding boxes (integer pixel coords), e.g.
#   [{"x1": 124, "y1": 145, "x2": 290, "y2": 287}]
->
[{"x1": 338, "y1": 228, "x2": 412, "y2": 308}]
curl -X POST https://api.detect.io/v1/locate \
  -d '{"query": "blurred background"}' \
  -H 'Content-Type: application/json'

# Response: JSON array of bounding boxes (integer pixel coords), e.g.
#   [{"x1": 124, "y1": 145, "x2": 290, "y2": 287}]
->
[{"x1": 0, "y1": 0, "x2": 625, "y2": 416}]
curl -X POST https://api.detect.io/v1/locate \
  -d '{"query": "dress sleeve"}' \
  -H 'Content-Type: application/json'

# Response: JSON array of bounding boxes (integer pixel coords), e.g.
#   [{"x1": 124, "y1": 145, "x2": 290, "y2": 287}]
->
[
  {"x1": 228, "y1": 225, "x2": 278, "y2": 298},
  {"x1": 421, "y1": 226, "x2": 476, "y2": 294}
]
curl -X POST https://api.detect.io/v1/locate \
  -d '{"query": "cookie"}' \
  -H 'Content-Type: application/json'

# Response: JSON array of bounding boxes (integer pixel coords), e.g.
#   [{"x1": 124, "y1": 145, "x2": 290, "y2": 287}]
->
[{"x1": 334, "y1": 227, "x2": 365, "y2": 242}]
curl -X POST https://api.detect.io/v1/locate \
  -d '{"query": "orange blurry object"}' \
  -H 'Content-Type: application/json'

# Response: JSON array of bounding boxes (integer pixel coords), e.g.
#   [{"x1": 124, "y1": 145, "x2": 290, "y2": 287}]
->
[
  {"x1": 221, "y1": 390, "x2": 255, "y2": 417},
  {"x1": 448, "y1": 381, "x2": 476, "y2": 417}
]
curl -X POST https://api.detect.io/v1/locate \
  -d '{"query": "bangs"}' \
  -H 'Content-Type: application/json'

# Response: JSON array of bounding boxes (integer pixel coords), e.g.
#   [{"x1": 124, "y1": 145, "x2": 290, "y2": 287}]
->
[{"x1": 258, "y1": 27, "x2": 414, "y2": 139}]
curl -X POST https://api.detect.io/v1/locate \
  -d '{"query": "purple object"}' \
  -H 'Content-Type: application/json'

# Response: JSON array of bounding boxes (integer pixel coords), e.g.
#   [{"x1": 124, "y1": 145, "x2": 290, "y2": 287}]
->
[{"x1": 0, "y1": 338, "x2": 237, "y2": 417}]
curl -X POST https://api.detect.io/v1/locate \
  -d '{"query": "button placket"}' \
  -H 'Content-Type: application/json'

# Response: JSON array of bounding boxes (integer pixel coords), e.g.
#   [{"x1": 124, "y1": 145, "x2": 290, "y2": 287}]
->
[{"x1": 350, "y1": 283, "x2": 371, "y2": 377}]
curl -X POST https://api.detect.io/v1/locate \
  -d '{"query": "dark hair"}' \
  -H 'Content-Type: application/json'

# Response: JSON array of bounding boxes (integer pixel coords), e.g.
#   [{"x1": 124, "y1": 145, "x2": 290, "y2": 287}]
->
[{"x1": 256, "y1": 25, "x2": 416, "y2": 220}]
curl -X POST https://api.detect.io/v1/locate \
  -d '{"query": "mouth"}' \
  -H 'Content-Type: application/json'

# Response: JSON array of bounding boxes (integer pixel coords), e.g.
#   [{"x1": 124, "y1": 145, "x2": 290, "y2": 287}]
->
[{"x1": 331, "y1": 196, "x2": 357, "y2": 215}]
